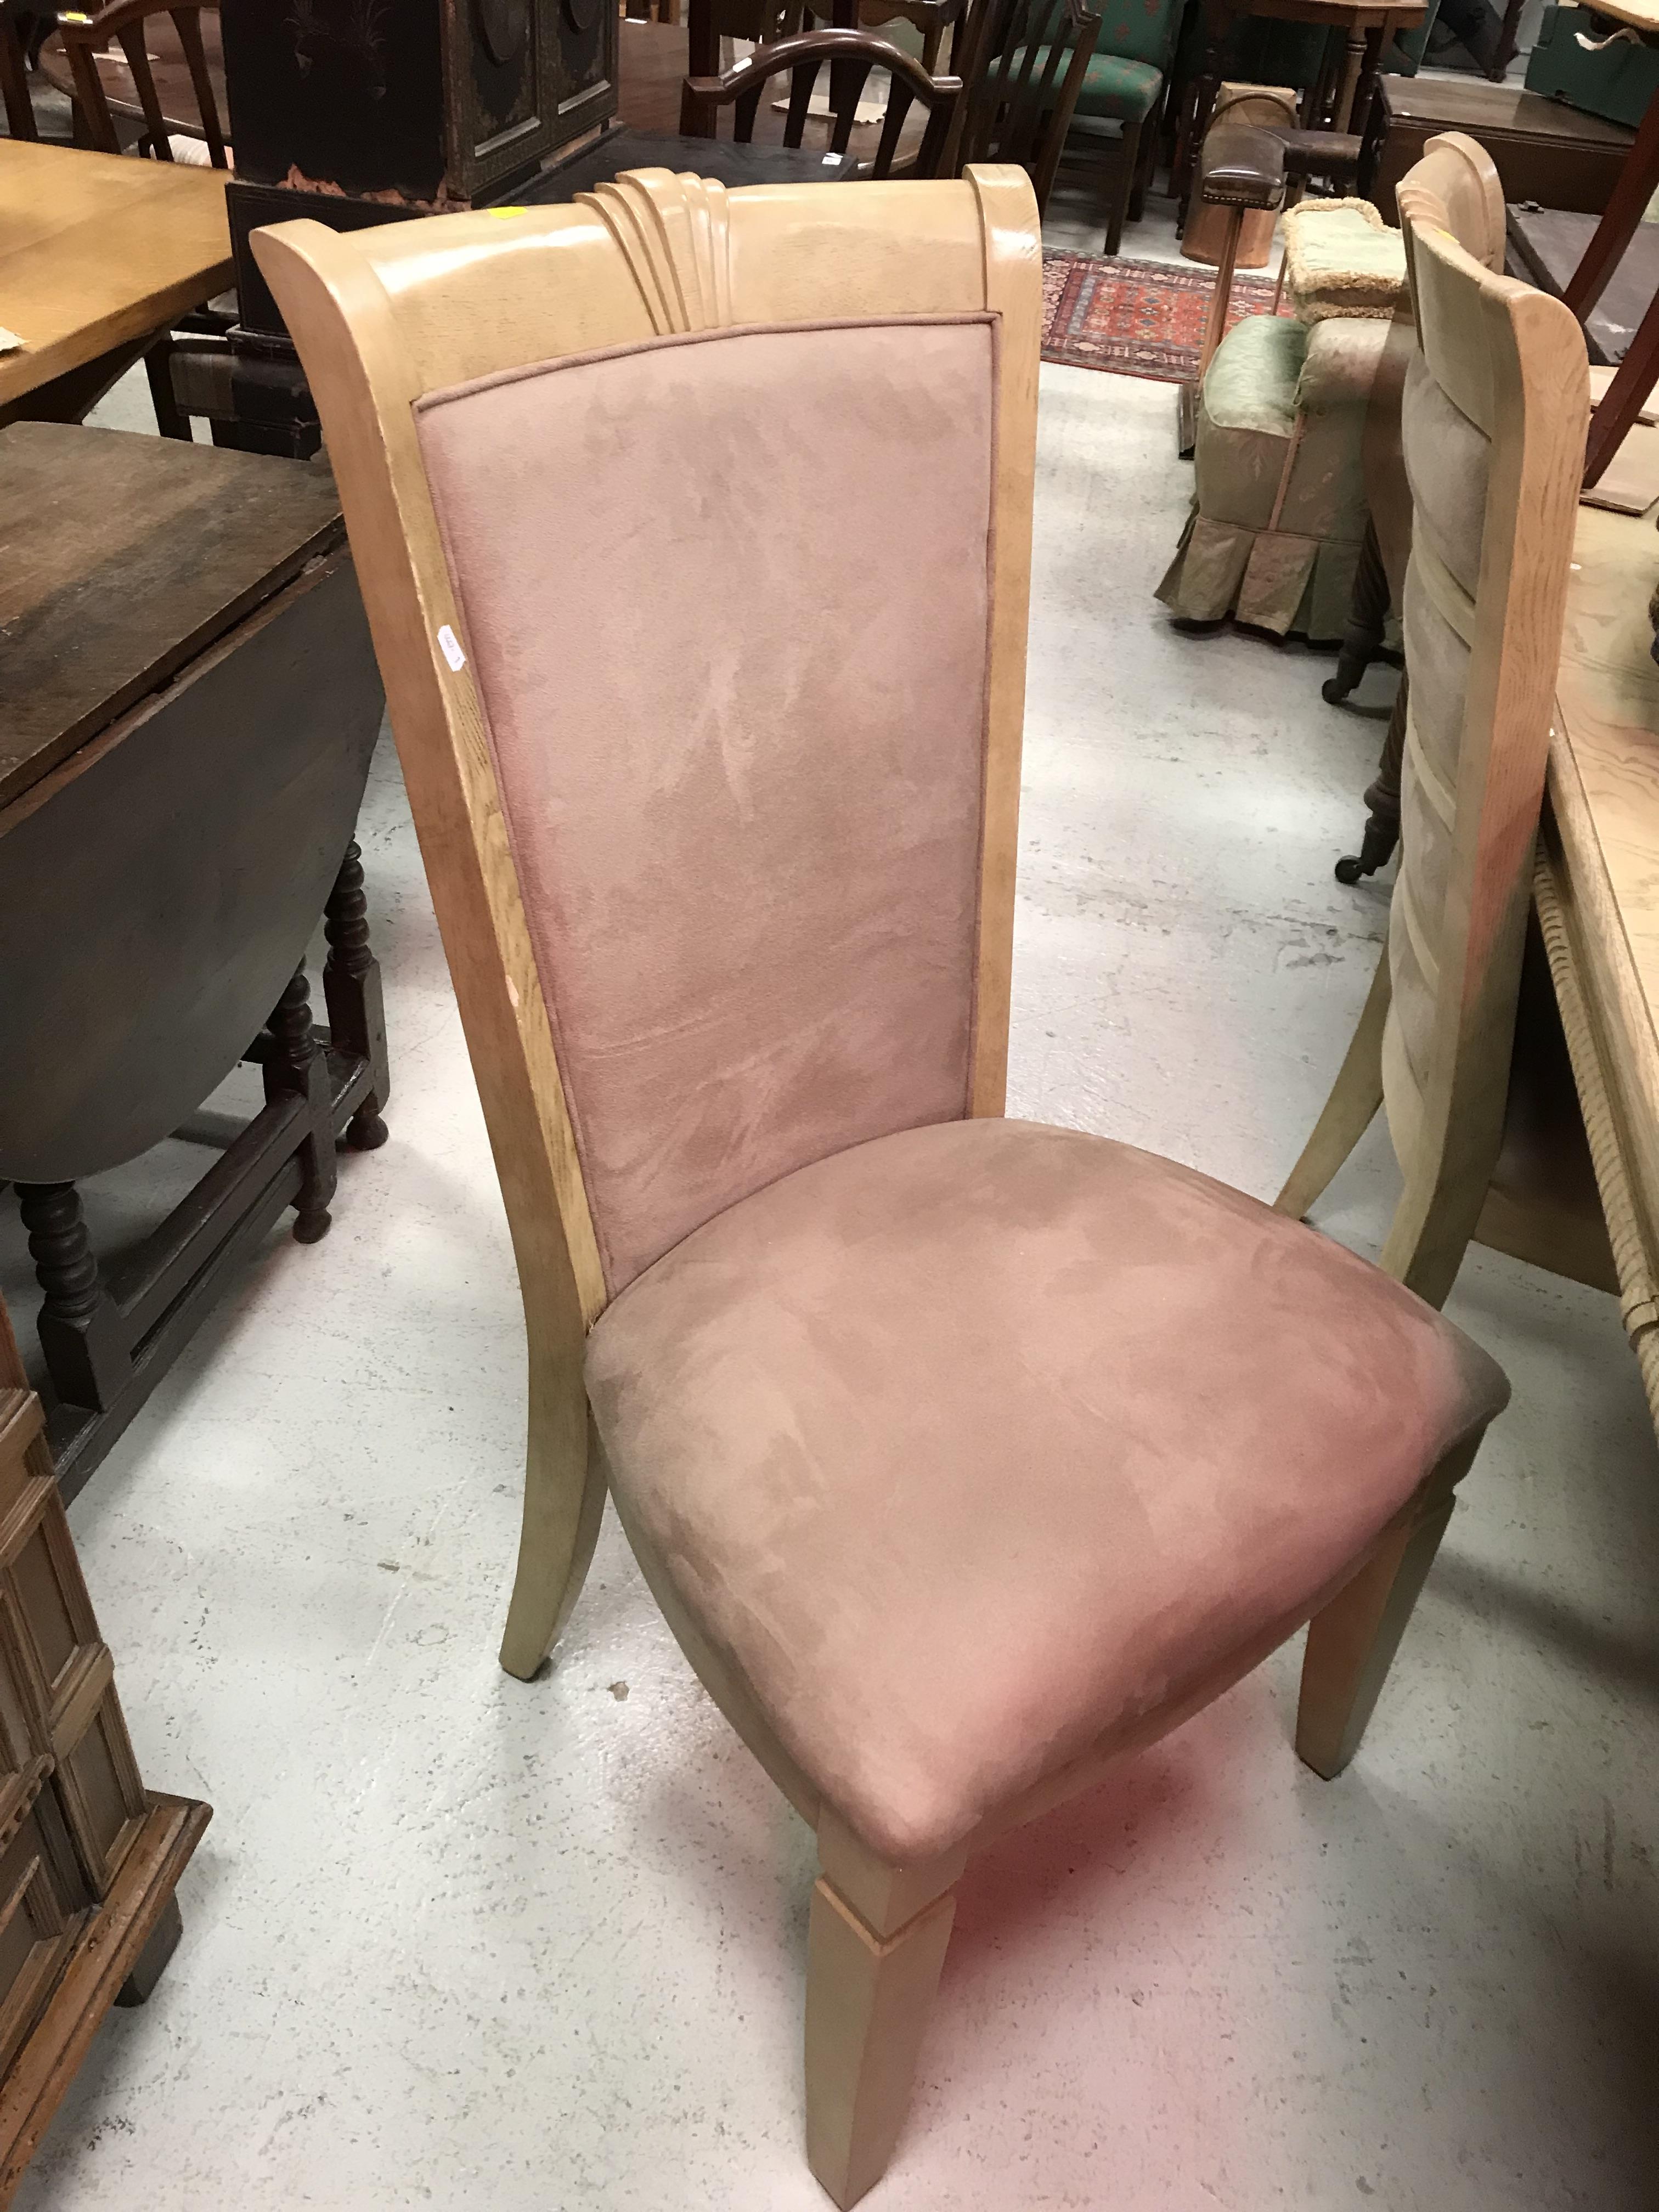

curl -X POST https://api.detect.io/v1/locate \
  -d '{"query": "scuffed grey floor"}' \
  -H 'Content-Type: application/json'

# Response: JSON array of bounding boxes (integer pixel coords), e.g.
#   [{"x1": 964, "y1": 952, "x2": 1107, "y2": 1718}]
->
[{"x1": 12, "y1": 330, "x2": 1657, "y2": 2208}]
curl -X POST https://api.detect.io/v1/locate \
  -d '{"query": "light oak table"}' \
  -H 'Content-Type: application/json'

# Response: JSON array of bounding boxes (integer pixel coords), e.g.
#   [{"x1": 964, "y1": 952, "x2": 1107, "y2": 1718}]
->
[
  {"x1": 0, "y1": 139, "x2": 230, "y2": 426},
  {"x1": 1536, "y1": 501, "x2": 1659, "y2": 1424}
]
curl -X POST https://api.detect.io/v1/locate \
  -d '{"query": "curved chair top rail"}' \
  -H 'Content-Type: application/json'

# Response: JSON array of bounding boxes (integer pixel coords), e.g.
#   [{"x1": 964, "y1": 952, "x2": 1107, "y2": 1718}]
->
[
  {"x1": 253, "y1": 169, "x2": 1042, "y2": 1344},
  {"x1": 1397, "y1": 128, "x2": 1504, "y2": 277}
]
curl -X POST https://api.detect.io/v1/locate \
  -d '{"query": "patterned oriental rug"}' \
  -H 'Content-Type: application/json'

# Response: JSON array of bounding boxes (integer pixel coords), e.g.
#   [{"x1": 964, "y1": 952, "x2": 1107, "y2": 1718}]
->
[{"x1": 1041, "y1": 251, "x2": 1283, "y2": 385}]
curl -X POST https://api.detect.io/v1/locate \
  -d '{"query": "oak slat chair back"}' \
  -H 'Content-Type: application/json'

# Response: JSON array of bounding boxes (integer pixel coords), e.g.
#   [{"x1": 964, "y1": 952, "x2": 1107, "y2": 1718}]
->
[
  {"x1": 59, "y1": 0, "x2": 226, "y2": 166},
  {"x1": 949, "y1": 0, "x2": 1102, "y2": 215},
  {"x1": 1276, "y1": 152, "x2": 1591, "y2": 1309},
  {"x1": 257, "y1": 171, "x2": 1511, "y2": 2204},
  {"x1": 681, "y1": 25, "x2": 962, "y2": 172}
]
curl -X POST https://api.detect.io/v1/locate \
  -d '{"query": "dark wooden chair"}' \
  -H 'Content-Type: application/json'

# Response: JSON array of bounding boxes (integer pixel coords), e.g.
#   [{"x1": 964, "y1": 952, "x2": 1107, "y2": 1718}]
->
[
  {"x1": 685, "y1": 0, "x2": 804, "y2": 83},
  {"x1": 0, "y1": 7, "x2": 32, "y2": 138},
  {"x1": 682, "y1": 26, "x2": 962, "y2": 175},
  {"x1": 949, "y1": 0, "x2": 1102, "y2": 216},
  {"x1": 0, "y1": 0, "x2": 69, "y2": 139},
  {"x1": 50, "y1": 3, "x2": 286, "y2": 447},
  {"x1": 58, "y1": 0, "x2": 227, "y2": 164},
  {"x1": 854, "y1": 0, "x2": 967, "y2": 72}
]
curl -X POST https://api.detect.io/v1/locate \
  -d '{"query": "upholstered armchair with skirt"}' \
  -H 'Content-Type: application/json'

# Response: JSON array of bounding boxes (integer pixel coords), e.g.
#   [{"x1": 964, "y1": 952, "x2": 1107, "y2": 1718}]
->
[
  {"x1": 258, "y1": 167, "x2": 1509, "y2": 2205},
  {"x1": 1158, "y1": 184, "x2": 1408, "y2": 637}
]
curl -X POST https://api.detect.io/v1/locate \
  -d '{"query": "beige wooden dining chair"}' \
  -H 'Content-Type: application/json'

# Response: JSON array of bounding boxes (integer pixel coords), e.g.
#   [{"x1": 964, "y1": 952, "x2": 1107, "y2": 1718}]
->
[
  {"x1": 256, "y1": 168, "x2": 1508, "y2": 2205},
  {"x1": 1276, "y1": 153, "x2": 1596, "y2": 1312}
]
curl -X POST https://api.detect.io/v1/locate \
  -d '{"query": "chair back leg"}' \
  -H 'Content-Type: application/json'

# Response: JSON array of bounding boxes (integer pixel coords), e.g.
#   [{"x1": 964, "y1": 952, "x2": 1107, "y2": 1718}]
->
[
  {"x1": 1274, "y1": 945, "x2": 1389, "y2": 1223},
  {"x1": 497, "y1": 1372, "x2": 607, "y2": 1681}
]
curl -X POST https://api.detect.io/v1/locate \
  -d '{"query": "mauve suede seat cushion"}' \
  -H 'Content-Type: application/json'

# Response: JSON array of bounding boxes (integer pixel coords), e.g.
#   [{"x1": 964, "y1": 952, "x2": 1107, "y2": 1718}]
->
[{"x1": 585, "y1": 1119, "x2": 1510, "y2": 1864}]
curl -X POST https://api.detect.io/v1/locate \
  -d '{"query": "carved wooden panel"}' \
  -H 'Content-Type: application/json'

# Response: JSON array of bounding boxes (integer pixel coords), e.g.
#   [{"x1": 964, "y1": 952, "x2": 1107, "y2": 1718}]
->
[
  {"x1": 223, "y1": 0, "x2": 618, "y2": 207},
  {"x1": 0, "y1": 1407, "x2": 147, "y2": 1902}
]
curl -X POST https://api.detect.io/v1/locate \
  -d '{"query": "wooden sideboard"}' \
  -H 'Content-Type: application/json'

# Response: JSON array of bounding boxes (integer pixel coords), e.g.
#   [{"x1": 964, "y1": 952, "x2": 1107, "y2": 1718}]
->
[
  {"x1": 1535, "y1": 503, "x2": 1659, "y2": 1427},
  {"x1": 0, "y1": 1303, "x2": 208, "y2": 2202}
]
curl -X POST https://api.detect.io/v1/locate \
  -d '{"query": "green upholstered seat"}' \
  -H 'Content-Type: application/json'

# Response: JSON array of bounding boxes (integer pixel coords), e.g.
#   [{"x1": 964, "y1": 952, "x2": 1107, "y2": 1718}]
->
[
  {"x1": 1072, "y1": 49, "x2": 1165, "y2": 122},
  {"x1": 1070, "y1": 0, "x2": 1178, "y2": 117},
  {"x1": 1009, "y1": 43, "x2": 1164, "y2": 122}
]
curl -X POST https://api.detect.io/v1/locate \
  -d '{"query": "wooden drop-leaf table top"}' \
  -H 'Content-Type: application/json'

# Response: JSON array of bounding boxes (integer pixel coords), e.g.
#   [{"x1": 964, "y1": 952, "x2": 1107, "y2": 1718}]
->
[
  {"x1": 1541, "y1": 505, "x2": 1659, "y2": 1390},
  {"x1": 0, "y1": 421, "x2": 343, "y2": 812},
  {"x1": 0, "y1": 140, "x2": 232, "y2": 410}
]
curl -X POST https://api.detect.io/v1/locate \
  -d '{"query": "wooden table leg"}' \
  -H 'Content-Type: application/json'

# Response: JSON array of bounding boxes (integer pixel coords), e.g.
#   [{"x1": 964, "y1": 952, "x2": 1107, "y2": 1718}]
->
[
  {"x1": 1334, "y1": 24, "x2": 1367, "y2": 132},
  {"x1": 1177, "y1": 0, "x2": 1238, "y2": 217},
  {"x1": 1564, "y1": 85, "x2": 1659, "y2": 324},
  {"x1": 1349, "y1": 22, "x2": 1386, "y2": 142},
  {"x1": 1487, "y1": 0, "x2": 1526, "y2": 80},
  {"x1": 1584, "y1": 283, "x2": 1659, "y2": 486},
  {"x1": 1335, "y1": 673, "x2": 1406, "y2": 886}
]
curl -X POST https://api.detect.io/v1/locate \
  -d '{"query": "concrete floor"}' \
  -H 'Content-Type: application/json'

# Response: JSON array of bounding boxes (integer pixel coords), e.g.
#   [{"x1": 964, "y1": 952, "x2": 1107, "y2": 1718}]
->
[{"x1": 10, "y1": 205, "x2": 1658, "y2": 2210}]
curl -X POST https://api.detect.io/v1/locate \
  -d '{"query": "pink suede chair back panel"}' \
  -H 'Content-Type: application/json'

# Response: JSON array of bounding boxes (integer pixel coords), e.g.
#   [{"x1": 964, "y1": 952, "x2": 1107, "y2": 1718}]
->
[{"x1": 415, "y1": 315, "x2": 998, "y2": 1295}]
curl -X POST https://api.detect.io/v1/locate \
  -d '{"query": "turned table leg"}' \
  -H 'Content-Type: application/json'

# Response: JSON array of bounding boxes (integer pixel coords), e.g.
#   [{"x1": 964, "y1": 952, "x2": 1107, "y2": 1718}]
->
[
  {"x1": 263, "y1": 967, "x2": 336, "y2": 1244},
  {"x1": 1336, "y1": 672, "x2": 1407, "y2": 886},
  {"x1": 323, "y1": 838, "x2": 391, "y2": 1153},
  {"x1": 13, "y1": 1182, "x2": 130, "y2": 1412},
  {"x1": 1323, "y1": 521, "x2": 1392, "y2": 706}
]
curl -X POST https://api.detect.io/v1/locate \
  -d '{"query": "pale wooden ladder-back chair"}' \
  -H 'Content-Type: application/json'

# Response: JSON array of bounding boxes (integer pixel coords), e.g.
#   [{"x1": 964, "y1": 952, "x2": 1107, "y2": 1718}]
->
[
  {"x1": 1277, "y1": 150, "x2": 1596, "y2": 1313},
  {"x1": 257, "y1": 168, "x2": 1509, "y2": 2205}
]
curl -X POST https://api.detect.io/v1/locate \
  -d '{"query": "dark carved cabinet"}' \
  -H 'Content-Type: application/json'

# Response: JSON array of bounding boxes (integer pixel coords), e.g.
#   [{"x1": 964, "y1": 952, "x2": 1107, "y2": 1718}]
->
[
  {"x1": 223, "y1": 0, "x2": 618, "y2": 205},
  {"x1": 0, "y1": 1302, "x2": 208, "y2": 2199}
]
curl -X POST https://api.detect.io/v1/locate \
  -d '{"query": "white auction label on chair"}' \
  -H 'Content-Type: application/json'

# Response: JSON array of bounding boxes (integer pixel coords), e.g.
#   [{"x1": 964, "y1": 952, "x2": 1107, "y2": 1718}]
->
[{"x1": 437, "y1": 624, "x2": 467, "y2": 671}]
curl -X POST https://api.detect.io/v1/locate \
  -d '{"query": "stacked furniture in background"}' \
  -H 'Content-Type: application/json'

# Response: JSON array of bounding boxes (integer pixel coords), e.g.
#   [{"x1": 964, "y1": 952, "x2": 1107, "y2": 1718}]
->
[
  {"x1": 1175, "y1": 76, "x2": 1365, "y2": 445},
  {"x1": 947, "y1": 0, "x2": 1103, "y2": 213},
  {"x1": 1366, "y1": 71, "x2": 1635, "y2": 216},
  {"x1": 262, "y1": 165, "x2": 1511, "y2": 2209},
  {"x1": 1182, "y1": 80, "x2": 1301, "y2": 349},
  {"x1": 1054, "y1": 0, "x2": 1182, "y2": 251},
  {"x1": 681, "y1": 25, "x2": 963, "y2": 172},
  {"x1": 1158, "y1": 181, "x2": 1408, "y2": 637}
]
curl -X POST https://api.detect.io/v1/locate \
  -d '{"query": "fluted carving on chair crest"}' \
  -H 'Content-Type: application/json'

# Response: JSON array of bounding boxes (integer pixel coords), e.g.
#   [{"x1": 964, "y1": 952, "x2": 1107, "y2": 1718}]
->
[{"x1": 580, "y1": 172, "x2": 735, "y2": 335}]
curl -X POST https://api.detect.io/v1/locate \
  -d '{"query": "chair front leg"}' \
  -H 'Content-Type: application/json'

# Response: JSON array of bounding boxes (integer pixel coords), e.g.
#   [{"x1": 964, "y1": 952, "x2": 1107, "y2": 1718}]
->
[
  {"x1": 1296, "y1": 1430, "x2": 1481, "y2": 1779},
  {"x1": 806, "y1": 1816, "x2": 964, "y2": 2207}
]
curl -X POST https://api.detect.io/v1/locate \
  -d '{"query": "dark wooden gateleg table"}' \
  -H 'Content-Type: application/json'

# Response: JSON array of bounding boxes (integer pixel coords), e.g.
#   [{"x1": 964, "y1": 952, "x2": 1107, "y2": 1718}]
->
[{"x1": 0, "y1": 423, "x2": 389, "y2": 1500}]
